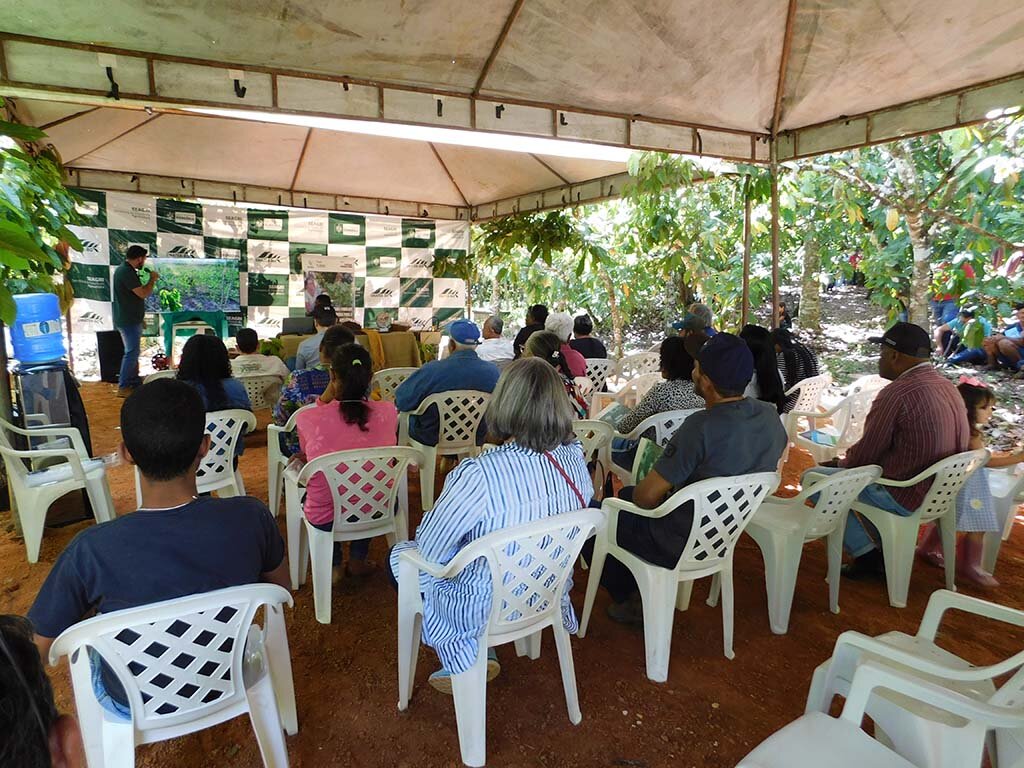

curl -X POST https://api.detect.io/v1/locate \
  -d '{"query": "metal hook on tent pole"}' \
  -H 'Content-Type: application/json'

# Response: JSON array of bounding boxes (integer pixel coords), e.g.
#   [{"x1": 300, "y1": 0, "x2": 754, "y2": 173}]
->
[
  {"x1": 232, "y1": 190, "x2": 237, "y2": 203},
  {"x1": 436, "y1": 99, "x2": 443, "y2": 117},
  {"x1": 495, "y1": 104, "x2": 505, "y2": 119},
  {"x1": 342, "y1": 81, "x2": 350, "y2": 91},
  {"x1": 559, "y1": 112, "x2": 567, "y2": 126},
  {"x1": 105, "y1": 67, "x2": 120, "y2": 100},
  {"x1": 384, "y1": 205, "x2": 390, "y2": 215},
  {"x1": 695, "y1": 129, "x2": 703, "y2": 155},
  {"x1": 234, "y1": 79, "x2": 247, "y2": 98}
]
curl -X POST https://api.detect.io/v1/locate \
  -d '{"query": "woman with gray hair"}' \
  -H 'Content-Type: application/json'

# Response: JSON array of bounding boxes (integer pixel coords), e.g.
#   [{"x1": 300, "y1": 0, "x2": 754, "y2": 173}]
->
[
  {"x1": 389, "y1": 357, "x2": 591, "y2": 693},
  {"x1": 545, "y1": 311, "x2": 588, "y2": 377},
  {"x1": 525, "y1": 330, "x2": 589, "y2": 418}
]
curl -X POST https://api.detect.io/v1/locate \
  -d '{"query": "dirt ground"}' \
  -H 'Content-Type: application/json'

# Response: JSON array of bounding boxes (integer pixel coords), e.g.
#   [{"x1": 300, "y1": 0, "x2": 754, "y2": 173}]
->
[{"x1": 3, "y1": 367, "x2": 1023, "y2": 767}]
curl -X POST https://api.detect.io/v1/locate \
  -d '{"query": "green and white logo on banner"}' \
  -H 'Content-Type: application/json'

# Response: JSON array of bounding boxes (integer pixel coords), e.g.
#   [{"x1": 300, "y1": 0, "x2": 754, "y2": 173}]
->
[
  {"x1": 204, "y1": 237, "x2": 247, "y2": 270},
  {"x1": 247, "y1": 273, "x2": 289, "y2": 306},
  {"x1": 402, "y1": 218, "x2": 435, "y2": 249},
  {"x1": 108, "y1": 230, "x2": 157, "y2": 264},
  {"x1": 328, "y1": 213, "x2": 366, "y2": 245},
  {"x1": 400, "y1": 278, "x2": 433, "y2": 307},
  {"x1": 156, "y1": 199, "x2": 203, "y2": 234},
  {"x1": 248, "y1": 209, "x2": 289, "y2": 241},
  {"x1": 68, "y1": 263, "x2": 111, "y2": 301},
  {"x1": 289, "y1": 242, "x2": 327, "y2": 274},
  {"x1": 366, "y1": 247, "x2": 401, "y2": 277},
  {"x1": 73, "y1": 189, "x2": 107, "y2": 227}
]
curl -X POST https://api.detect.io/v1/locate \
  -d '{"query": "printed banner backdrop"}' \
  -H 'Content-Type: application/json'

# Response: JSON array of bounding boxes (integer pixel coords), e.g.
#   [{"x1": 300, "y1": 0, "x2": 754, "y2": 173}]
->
[{"x1": 66, "y1": 190, "x2": 470, "y2": 341}]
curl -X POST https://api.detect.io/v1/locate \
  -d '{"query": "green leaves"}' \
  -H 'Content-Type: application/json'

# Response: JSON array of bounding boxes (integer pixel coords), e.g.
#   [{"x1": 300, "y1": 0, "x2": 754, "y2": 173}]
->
[{"x1": 0, "y1": 119, "x2": 45, "y2": 143}]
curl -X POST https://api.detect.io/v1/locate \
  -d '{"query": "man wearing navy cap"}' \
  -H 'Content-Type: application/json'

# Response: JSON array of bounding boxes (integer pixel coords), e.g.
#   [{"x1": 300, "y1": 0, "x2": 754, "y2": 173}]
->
[
  {"x1": 395, "y1": 320, "x2": 500, "y2": 446},
  {"x1": 589, "y1": 332, "x2": 788, "y2": 622}
]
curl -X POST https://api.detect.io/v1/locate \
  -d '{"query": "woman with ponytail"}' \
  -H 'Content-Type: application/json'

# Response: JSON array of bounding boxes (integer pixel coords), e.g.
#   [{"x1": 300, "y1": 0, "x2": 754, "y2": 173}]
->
[
  {"x1": 525, "y1": 331, "x2": 589, "y2": 418},
  {"x1": 295, "y1": 343, "x2": 398, "y2": 582}
]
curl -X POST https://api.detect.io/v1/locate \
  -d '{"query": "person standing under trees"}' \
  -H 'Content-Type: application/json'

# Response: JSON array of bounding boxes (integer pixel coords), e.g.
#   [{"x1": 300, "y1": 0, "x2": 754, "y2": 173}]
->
[
  {"x1": 771, "y1": 327, "x2": 820, "y2": 412},
  {"x1": 740, "y1": 325, "x2": 786, "y2": 414},
  {"x1": 112, "y1": 244, "x2": 158, "y2": 397},
  {"x1": 569, "y1": 314, "x2": 608, "y2": 359},
  {"x1": 513, "y1": 304, "x2": 548, "y2": 359}
]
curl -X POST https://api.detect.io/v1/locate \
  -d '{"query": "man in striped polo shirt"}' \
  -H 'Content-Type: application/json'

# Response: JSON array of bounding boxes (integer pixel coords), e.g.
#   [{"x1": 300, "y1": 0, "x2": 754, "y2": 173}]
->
[{"x1": 831, "y1": 322, "x2": 970, "y2": 578}]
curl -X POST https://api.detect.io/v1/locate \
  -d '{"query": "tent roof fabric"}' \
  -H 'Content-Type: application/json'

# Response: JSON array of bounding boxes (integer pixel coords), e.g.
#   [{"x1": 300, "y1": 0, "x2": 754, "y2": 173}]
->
[{"x1": 2, "y1": 1, "x2": 1023, "y2": 218}]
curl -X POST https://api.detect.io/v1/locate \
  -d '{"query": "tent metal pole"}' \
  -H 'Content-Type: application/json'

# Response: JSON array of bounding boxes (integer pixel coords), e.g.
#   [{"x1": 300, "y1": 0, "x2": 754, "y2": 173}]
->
[
  {"x1": 741, "y1": 185, "x2": 752, "y2": 327},
  {"x1": 770, "y1": 140, "x2": 781, "y2": 328}
]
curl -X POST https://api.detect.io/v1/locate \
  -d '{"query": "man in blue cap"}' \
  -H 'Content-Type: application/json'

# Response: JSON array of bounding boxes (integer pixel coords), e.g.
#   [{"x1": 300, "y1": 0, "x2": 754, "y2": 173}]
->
[
  {"x1": 395, "y1": 319, "x2": 501, "y2": 446},
  {"x1": 587, "y1": 332, "x2": 788, "y2": 623}
]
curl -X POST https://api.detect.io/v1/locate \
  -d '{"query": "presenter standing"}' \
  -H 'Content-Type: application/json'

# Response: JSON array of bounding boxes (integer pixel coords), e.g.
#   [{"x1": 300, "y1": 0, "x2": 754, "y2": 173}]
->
[{"x1": 112, "y1": 244, "x2": 158, "y2": 397}]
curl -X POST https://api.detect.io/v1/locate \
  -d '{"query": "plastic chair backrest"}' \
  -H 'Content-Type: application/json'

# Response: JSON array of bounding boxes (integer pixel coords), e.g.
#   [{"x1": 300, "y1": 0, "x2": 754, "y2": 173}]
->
[
  {"x1": 298, "y1": 446, "x2": 421, "y2": 532},
  {"x1": 143, "y1": 370, "x2": 177, "y2": 385},
  {"x1": 835, "y1": 385, "x2": 886, "y2": 450},
  {"x1": 235, "y1": 374, "x2": 280, "y2": 410},
  {"x1": 445, "y1": 509, "x2": 602, "y2": 637},
  {"x1": 619, "y1": 372, "x2": 662, "y2": 404},
  {"x1": 372, "y1": 367, "x2": 419, "y2": 402},
  {"x1": 49, "y1": 584, "x2": 292, "y2": 733},
  {"x1": 848, "y1": 374, "x2": 888, "y2": 395},
  {"x1": 915, "y1": 449, "x2": 988, "y2": 521},
  {"x1": 196, "y1": 409, "x2": 256, "y2": 490},
  {"x1": 675, "y1": 472, "x2": 778, "y2": 569},
  {"x1": 786, "y1": 373, "x2": 832, "y2": 413},
  {"x1": 572, "y1": 420, "x2": 613, "y2": 462},
  {"x1": 584, "y1": 358, "x2": 615, "y2": 392},
  {"x1": 629, "y1": 408, "x2": 699, "y2": 446},
  {"x1": 617, "y1": 352, "x2": 660, "y2": 380},
  {"x1": 795, "y1": 465, "x2": 883, "y2": 538},
  {"x1": 419, "y1": 390, "x2": 491, "y2": 450}
]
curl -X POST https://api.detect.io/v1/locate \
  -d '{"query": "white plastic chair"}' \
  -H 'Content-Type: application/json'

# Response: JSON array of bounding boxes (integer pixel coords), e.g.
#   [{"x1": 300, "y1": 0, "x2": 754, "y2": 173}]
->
[
  {"x1": 398, "y1": 390, "x2": 491, "y2": 511},
  {"x1": 0, "y1": 418, "x2": 116, "y2": 563},
  {"x1": 983, "y1": 468, "x2": 1024, "y2": 575},
  {"x1": 372, "y1": 367, "x2": 419, "y2": 402},
  {"x1": 851, "y1": 449, "x2": 987, "y2": 608},
  {"x1": 49, "y1": 584, "x2": 297, "y2": 768},
  {"x1": 266, "y1": 403, "x2": 316, "y2": 518},
  {"x1": 613, "y1": 372, "x2": 662, "y2": 409},
  {"x1": 142, "y1": 370, "x2": 176, "y2": 385},
  {"x1": 580, "y1": 472, "x2": 778, "y2": 682},
  {"x1": 741, "y1": 659, "x2": 1024, "y2": 768},
  {"x1": 572, "y1": 419, "x2": 613, "y2": 469},
  {"x1": 781, "y1": 372, "x2": 832, "y2": 447},
  {"x1": 397, "y1": 509, "x2": 602, "y2": 767},
  {"x1": 793, "y1": 381, "x2": 888, "y2": 464},
  {"x1": 616, "y1": 351, "x2": 660, "y2": 381},
  {"x1": 236, "y1": 374, "x2": 282, "y2": 411},
  {"x1": 806, "y1": 590, "x2": 1024, "y2": 768},
  {"x1": 133, "y1": 409, "x2": 256, "y2": 506},
  {"x1": 286, "y1": 447, "x2": 425, "y2": 621},
  {"x1": 609, "y1": 408, "x2": 698, "y2": 485},
  {"x1": 583, "y1": 358, "x2": 616, "y2": 393},
  {"x1": 746, "y1": 465, "x2": 882, "y2": 634}
]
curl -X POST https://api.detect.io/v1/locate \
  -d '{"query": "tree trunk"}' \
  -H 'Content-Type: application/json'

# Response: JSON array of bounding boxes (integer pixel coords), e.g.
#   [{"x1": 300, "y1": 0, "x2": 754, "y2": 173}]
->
[
  {"x1": 599, "y1": 269, "x2": 624, "y2": 357},
  {"x1": 800, "y1": 236, "x2": 822, "y2": 334},
  {"x1": 890, "y1": 143, "x2": 931, "y2": 330}
]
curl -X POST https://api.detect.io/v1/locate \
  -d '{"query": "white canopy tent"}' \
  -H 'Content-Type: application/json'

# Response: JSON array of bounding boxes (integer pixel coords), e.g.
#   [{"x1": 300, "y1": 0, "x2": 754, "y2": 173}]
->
[{"x1": 1, "y1": 0, "x2": 1023, "y2": 313}]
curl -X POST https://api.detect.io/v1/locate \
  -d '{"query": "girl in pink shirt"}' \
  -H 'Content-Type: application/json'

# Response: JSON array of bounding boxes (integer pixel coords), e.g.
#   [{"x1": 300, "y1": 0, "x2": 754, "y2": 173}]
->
[{"x1": 296, "y1": 343, "x2": 398, "y2": 581}]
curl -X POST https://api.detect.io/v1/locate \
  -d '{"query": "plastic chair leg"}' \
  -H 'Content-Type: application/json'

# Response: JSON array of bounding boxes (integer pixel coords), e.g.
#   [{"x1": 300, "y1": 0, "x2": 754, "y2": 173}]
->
[
  {"x1": 760, "y1": 531, "x2": 803, "y2": 635},
  {"x1": 85, "y1": 476, "x2": 117, "y2": 523},
  {"x1": 21, "y1": 500, "x2": 47, "y2": 564},
  {"x1": 552, "y1": 625, "x2": 582, "y2": 725},
  {"x1": 268, "y1": 460, "x2": 282, "y2": 518},
  {"x1": 636, "y1": 569, "x2": 678, "y2": 683},
  {"x1": 577, "y1": 540, "x2": 608, "y2": 638},
  {"x1": 876, "y1": 519, "x2": 916, "y2": 609},
  {"x1": 826, "y1": 527, "x2": 844, "y2": 615},
  {"x1": 297, "y1": 523, "x2": 309, "y2": 589},
  {"x1": 397, "y1": 609, "x2": 422, "y2": 711},
  {"x1": 246, "y1": 673, "x2": 290, "y2": 768},
  {"x1": 307, "y1": 528, "x2": 335, "y2": 624},
  {"x1": 451, "y1": 649, "x2": 490, "y2": 767},
  {"x1": 720, "y1": 565, "x2": 736, "y2": 660},
  {"x1": 101, "y1": 715, "x2": 137, "y2": 768},
  {"x1": 514, "y1": 632, "x2": 542, "y2": 660},
  {"x1": 707, "y1": 573, "x2": 721, "y2": 607},
  {"x1": 285, "y1": 484, "x2": 304, "y2": 590},
  {"x1": 264, "y1": 608, "x2": 298, "y2": 736},
  {"x1": 938, "y1": 514, "x2": 958, "y2": 592},
  {"x1": 421, "y1": 447, "x2": 437, "y2": 512},
  {"x1": 134, "y1": 467, "x2": 143, "y2": 508},
  {"x1": 982, "y1": 531, "x2": 1002, "y2": 575},
  {"x1": 675, "y1": 580, "x2": 693, "y2": 612}
]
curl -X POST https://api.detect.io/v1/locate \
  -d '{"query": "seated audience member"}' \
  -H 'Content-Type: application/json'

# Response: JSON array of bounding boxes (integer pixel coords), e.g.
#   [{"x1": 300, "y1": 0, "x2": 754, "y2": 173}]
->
[
  {"x1": 176, "y1": 334, "x2": 252, "y2": 413},
  {"x1": 808, "y1": 323, "x2": 969, "y2": 578},
  {"x1": 0, "y1": 614, "x2": 85, "y2": 768},
  {"x1": 231, "y1": 327, "x2": 290, "y2": 381},
  {"x1": 982, "y1": 303, "x2": 1024, "y2": 372},
  {"x1": 512, "y1": 304, "x2": 548, "y2": 359},
  {"x1": 525, "y1": 331, "x2": 589, "y2": 419},
  {"x1": 938, "y1": 308, "x2": 992, "y2": 366},
  {"x1": 273, "y1": 324, "x2": 356, "y2": 456},
  {"x1": 585, "y1": 332, "x2": 787, "y2": 621},
  {"x1": 476, "y1": 315, "x2": 515, "y2": 364},
  {"x1": 28, "y1": 380, "x2": 288, "y2": 718},
  {"x1": 688, "y1": 302, "x2": 718, "y2": 336},
  {"x1": 612, "y1": 335, "x2": 706, "y2": 470},
  {"x1": 395, "y1": 320, "x2": 500, "y2": 446},
  {"x1": 570, "y1": 314, "x2": 607, "y2": 359},
  {"x1": 772, "y1": 327, "x2": 820, "y2": 412},
  {"x1": 296, "y1": 343, "x2": 397, "y2": 583},
  {"x1": 545, "y1": 312, "x2": 587, "y2": 377},
  {"x1": 390, "y1": 358, "x2": 590, "y2": 691},
  {"x1": 295, "y1": 304, "x2": 338, "y2": 370},
  {"x1": 671, "y1": 313, "x2": 707, "y2": 336},
  {"x1": 740, "y1": 324, "x2": 785, "y2": 413}
]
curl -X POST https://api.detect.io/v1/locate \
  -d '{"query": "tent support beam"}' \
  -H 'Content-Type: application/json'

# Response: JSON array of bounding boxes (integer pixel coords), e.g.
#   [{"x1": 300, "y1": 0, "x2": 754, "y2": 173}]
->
[
  {"x1": 63, "y1": 167, "x2": 470, "y2": 220},
  {"x1": 428, "y1": 142, "x2": 470, "y2": 207},
  {"x1": 39, "y1": 105, "x2": 99, "y2": 131},
  {"x1": 742, "y1": 188, "x2": 752, "y2": 327},
  {"x1": 770, "y1": 141, "x2": 781, "y2": 329},
  {"x1": 771, "y1": 0, "x2": 798, "y2": 136},
  {"x1": 64, "y1": 112, "x2": 161, "y2": 165},
  {"x1": 473, "y1": 0, "x2": 527, "y2": 97},
  {"x1": 289, "y1": 128, "x2": 313, "y2": 191},
  {"x1": 529, "y1": 153, "x2": 570, "y2": 184}
]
